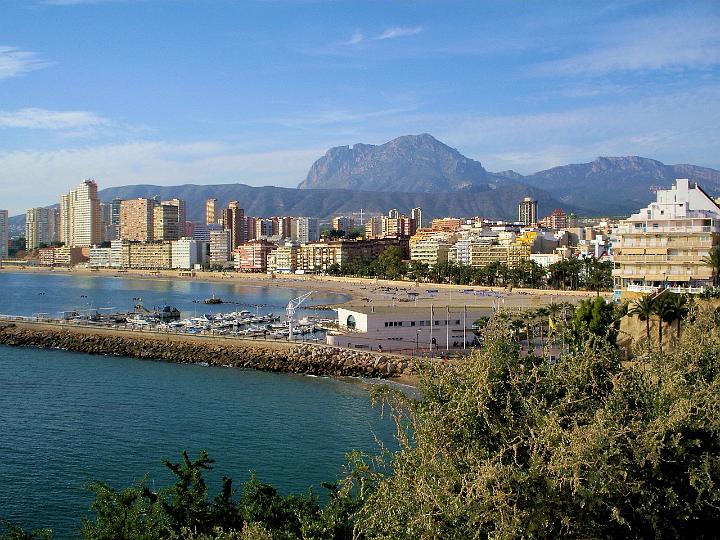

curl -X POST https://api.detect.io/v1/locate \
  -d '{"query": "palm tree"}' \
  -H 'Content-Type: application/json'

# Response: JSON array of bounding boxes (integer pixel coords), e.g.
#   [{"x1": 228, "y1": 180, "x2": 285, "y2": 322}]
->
[
  {"x1": 652, "y1": 294, "x2": 673, "y2": 353},
  {"x1": 663, "y1": 293, "x2": 690, "y2": 340},
  {"x1": 628, "y1": 294, "x2": 655, "y2": 345},
  {"x1": 703, "y1": 246, "x2": 720, "y2": 287},
  {"x1": 534, "y1": 307, "x2": 550, "y2": 354}
]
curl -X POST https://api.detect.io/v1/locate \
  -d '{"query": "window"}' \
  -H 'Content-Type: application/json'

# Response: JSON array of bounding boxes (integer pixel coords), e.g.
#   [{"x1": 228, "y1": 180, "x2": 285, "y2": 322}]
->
[
  {"x1": 346, "y1": 315, "x2": 356, "y2": 329},
  {"x1": 410, "y1": 321, "x2": 416, "y2": 327}
]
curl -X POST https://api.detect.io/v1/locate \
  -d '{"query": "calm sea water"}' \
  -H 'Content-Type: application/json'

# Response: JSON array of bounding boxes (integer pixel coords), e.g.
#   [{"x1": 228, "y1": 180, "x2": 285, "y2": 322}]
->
[
  {"x1": 0, "y1": 273, "x2": 396, "y2": 538},
  {"x1": 0, "y1": 271, "x2": 348, "y2": 319}
]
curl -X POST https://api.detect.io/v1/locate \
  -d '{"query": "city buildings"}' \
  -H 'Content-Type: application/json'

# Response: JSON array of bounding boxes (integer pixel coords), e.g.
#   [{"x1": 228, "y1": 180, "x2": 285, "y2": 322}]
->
[
  {"x1": 25, "y1": 207, "x2": 58, "y2": 249},
  {"x1": 234, "y1": 239, "x2": 276, "y2": 272},
  {"x1": 613, "y1": 179, "x2": 720, "y2": 297},
  {"x1": 539, "y1": 208, "x2": 568, "y2": 230},
  {"x1": 59, "y1": 180, "x2": 102, "y2": 247},
  {"x1": 518, "y1": 197, "x2": 538, "y2": 226},
  {"x1": 267, "y1": 243, "x2": 298, "y2": 273},
  {"x1": 332, "y1": 216, "x2": 355, "y2": 233},
  {"x1": 0, "y1": 210, "x2": 8, "y2": 258}
]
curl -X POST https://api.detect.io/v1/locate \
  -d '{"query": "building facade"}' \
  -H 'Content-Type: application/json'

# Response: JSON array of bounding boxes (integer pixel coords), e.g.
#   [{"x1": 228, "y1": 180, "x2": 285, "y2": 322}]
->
[
  {"x1": 120, "y1": 198, "x2": 155, "y2": 242},
  {"x1": 25, "y1": 207, "x2": 58, "y2": 249},
  {"x1": 153, "y1": 204, "x2": 180, "y2": 241},
  {"x1": 291, "y1": 217, "x2": 319, "y2": 243},
  {"x1": 205, "y1": 198, "x2": 218, "y2": 225},
  {"x1": 233, "y1": 239, "x2": 276, "y2": 272},
  {"x1": 612, "y1": 179, "x2": 720, "y2": 296},
  {"x1": 518, "y1": 197, "x2": 538, "y2": 226},
  {"x1": 59, "y1": 180, "x2": 102, "y2": 247}
]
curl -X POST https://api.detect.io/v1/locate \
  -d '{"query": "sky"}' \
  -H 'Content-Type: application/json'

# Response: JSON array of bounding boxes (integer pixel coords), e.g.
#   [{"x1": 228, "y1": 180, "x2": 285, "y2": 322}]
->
[{"x1": 1, "y1": 0, "x2": 719, "y2": 214}]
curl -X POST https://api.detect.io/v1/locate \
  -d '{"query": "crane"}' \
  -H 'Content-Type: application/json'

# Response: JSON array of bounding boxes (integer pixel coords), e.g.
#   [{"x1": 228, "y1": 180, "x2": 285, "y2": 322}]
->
[{"x1": 286, "y1": 291, "x2": 314, "y2": 341}]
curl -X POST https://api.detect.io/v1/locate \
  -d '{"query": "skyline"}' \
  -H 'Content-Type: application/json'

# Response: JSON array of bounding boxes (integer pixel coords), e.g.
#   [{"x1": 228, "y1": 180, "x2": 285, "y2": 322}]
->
[{"x1": 1, "y1": 0, "x2": 719, "y2": 214}]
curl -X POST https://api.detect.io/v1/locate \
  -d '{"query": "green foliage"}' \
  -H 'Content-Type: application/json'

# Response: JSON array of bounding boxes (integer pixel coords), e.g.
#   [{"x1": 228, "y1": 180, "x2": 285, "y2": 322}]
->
[
  {"x1": 353, "y1": 307, "x2": 720, "y2": 538},
  {"x1": 0, "y1": 523, "x2": 52, "y2": 540},
  {"x1": 703, "y1": 246, "x2": 720, "y2": 287},
  {"x1": 568, "y1": 296, "x2": 620, "y2": 350}
]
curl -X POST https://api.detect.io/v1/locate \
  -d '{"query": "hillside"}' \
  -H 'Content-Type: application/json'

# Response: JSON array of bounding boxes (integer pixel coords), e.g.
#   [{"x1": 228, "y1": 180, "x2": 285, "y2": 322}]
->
[
  {"x1": 519, "y1": 156, "x2": 720, "y2": 215},
  {"x1": 94, "y1": 182, "x2": 565, "y2": 223}
]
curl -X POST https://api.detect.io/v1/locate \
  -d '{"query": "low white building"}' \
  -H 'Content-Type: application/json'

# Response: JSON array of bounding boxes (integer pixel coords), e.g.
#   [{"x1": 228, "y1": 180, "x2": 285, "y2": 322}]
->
[
  {"x1": 89, "y1": 246, "x2": 112, "y2": 268},
  {"x1": 327, "y1": 305, "x2": 491, "y2": 353},
  {"x1": 171, "y1": 237, "x2": 198, "y2": 270}
]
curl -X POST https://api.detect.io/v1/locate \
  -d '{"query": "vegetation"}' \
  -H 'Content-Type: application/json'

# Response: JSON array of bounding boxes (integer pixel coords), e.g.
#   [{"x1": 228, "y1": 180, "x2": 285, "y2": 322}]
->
[
  {"x1": 703, "y1": 246, "x2": 720, "y2": 287},
  {"x1": 4, "y1": 303, "x2": 719, "y2": 539},
  {"x1": 332, "y1": 250, "x2": 613, "y2": 293}
]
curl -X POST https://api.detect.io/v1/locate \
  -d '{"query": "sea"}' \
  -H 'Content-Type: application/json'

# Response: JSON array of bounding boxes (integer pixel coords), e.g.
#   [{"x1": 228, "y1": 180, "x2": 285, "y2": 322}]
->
[{"x1": 0, "y1": 272, "x2": 397, "y2": 538}]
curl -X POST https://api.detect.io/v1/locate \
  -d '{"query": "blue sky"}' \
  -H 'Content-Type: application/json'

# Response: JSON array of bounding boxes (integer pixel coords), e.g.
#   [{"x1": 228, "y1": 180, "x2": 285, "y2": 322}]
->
[{"x1": 1, "y1": 0, "x2": 719, "y2": 214}]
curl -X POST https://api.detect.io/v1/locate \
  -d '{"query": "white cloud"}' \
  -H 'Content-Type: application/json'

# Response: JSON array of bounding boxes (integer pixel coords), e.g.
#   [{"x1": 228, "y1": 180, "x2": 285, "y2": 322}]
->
[
  {"x1": 0, "y1": 108, "x2": 109, "y2": 130},
  {"x1": 0, "y1": 46, "x2": 50, "y2": 79},
  {"x1": 0, "y1": 141, "x2": 324, "y2": 214},
  {"x1": 535, "y1": 14, "x2": 720, "y2": 75},
  {"x1": 374, "y1": 26, "x2": 423, "y2": 41},
  {"x1": 341, "y1": 31, "x2": 364, "y2": 46}
]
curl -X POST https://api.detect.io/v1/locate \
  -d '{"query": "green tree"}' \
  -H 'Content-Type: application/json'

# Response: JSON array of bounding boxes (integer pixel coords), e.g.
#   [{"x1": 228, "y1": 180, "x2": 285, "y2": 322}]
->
[
  {"x1": 662, "y1": 293, "x2": 690, "y2": 340},
  {"x1": 568, "y1": 297, "x2": 619, "y2": 350}
]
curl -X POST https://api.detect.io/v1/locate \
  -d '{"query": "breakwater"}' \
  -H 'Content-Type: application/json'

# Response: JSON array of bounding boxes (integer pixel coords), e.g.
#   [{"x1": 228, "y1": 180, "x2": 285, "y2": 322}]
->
[{"x1": 0, "y1": 322, "x2": 416, "y2": 380}]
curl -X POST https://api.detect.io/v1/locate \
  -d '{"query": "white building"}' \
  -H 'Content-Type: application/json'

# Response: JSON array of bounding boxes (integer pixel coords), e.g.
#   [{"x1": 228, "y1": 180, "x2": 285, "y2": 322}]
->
[
  {"x1": 327, "y1": 305, "x2": 490, "y2": 353},
  {"x1": 171, "y1": 237, "x2": 198, "y2": 270},
  {"x1": 89, "y1": 246, "x2": 112, "y2": 268},
  {"x1": 291, "y1": 217, "x2": 319, "y2": 243},
  {"x1": 0, "y1": 210, "x2": 8, "y2": 258},
  {"x1": 613, "y1": 179, "x2": 720, "y2": 296}
]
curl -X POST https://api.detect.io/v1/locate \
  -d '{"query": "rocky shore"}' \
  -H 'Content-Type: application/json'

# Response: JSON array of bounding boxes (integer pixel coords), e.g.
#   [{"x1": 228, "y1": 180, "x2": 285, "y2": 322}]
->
[{"x1": 0, "y1": 322, "x2": 417, "y2": 381}]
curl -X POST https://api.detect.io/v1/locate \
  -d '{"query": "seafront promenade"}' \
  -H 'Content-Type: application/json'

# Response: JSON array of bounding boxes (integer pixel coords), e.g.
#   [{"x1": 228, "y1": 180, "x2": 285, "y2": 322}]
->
[{"x1": 0, "y1": 318, "x2": 419, "y2": 385}]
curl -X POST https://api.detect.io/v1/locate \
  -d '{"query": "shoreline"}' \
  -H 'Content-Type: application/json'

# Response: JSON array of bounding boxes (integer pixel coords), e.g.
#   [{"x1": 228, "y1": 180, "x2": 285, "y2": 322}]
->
[{"x1": 0, "y1": 266, "x2": 605, "y2": 312}]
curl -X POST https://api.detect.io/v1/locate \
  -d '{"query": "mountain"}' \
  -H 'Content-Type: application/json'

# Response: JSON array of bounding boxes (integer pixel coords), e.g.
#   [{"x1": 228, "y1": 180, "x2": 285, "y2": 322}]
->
[
  {"x1": 92, "y1": 182, "x2": 564, "y2": 223},
  {"x1": 298, "y1": 133, "x2": 501, "y2": 192},
  {"x1": 518, "y1": 156, "x2": 720, "y2": 215}
]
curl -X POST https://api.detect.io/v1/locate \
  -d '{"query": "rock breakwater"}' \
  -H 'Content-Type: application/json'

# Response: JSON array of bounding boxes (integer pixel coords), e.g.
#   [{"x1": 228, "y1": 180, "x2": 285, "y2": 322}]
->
[{"x1": 0, "y1": 323, "x2": 416, "y2": 380}]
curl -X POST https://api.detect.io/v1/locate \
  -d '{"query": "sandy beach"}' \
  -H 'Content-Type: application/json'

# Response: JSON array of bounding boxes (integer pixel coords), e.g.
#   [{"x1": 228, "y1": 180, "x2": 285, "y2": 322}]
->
[{"x1": 0, "y1": 265, "x2": 605, "y2": 312}]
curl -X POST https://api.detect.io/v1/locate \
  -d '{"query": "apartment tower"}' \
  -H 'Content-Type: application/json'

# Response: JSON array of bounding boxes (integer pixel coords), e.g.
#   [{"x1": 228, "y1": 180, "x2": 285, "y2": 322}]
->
[
  {"x1": 205, "y1": 198, "x2": 218, "y2": 225},
  {"x1": 518, "y1": 197, "x2": 538, "y2": 226},
  {"x1": 0, "y1": 210, "x2": 8, "y2": 258},
  {"x1": 120, "y1": 198, "x2": 156, "y2": 242},
  {"x1": 59, "y1": 179, "x2": 102, "y2": 247}
]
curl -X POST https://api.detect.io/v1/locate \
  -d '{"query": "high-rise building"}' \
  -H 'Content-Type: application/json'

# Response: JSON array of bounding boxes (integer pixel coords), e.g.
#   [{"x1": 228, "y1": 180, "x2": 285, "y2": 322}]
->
[
  {"x1": 171, "y1": 237, "x2": 198, "y2": 270},
  {"x1": 154, "y1": 203, "x2": 180, "y2": 241},
  {"x1": 383, "y1": 216, "x2": 416, "y2": 237},
  {"x1": 120, "y1": 198, "x2": 156, "y2": 242},
  {"x1": 111, "y1": 198, "x2": 122, "y2": 226},
  {"x1": 518, "y1": 197, "x2": 538, "y2": 226},
  {"x1": 206, "y1": 198, "x2": 218, "y2": 225},
  {"x1": 222, "y1": 201, "x2": 245, "y2": 249},
  {"x1": 25, "y1": 207, "x2": 58, "y2": 249},
  {"x1": 612, "y1": 179, "x2": 720, "y2": 297},
  {"x1": 0, "y1": 210, "x2": 8, "y2": 258},
  {"x1": 539, "y1": 208, "x2": 567, "y2": 230},
  {"x1": 411, "y1": 207, "x2": 423, "y2": 229},
  {"x1": 255, "y1": 218, "x2": 274, "y2": 238},
  {"x1": 388, "y1": 208, "x2": 400, "y2": 219},
  {"x1": 59, "y1": 179, "x2": 102, "y2": 247},
  {"x1": 273, "y1": 216, "x2": 292, "y2": 238},
  {"x1": 209, "y1": 229, "x2": 231, "y2": 265},
  {"x1": 162, "y1": 198, "x2": 186, "y2": 235},
  {"x1": 291, "y1": 217, "x2": 319, "y2": 243},
  {"x1": 245, "y1": 216, "x2": 256, "y2": 241}
]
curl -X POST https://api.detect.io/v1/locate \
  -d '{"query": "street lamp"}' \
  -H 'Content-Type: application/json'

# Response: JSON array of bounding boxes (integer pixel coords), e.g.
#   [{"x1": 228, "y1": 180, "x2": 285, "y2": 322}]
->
[{"x1": 416, "y1": 329, "x2": 421, "y2": 352}]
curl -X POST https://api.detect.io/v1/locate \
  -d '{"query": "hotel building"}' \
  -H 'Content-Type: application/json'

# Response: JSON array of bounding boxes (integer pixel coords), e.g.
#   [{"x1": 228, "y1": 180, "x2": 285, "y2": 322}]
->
[
  {"x1": 612, "y1": 179, "x2": 720, "y2": 297},
  {"x1": 120, "y1": 198, "x2": 155, "y2": 242},
  {"x1": 518, "y1": 197, "x2": 538, "y2": 226},
  {"x1": 59, "y1": 180, "x2": 102, "y2": 247}
]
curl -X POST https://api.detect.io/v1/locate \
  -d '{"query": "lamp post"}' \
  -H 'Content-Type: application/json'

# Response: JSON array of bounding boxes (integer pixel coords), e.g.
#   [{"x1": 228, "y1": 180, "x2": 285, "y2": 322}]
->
[{"x1": 416, "y1": 329, "x2": 421, "y2": 353}]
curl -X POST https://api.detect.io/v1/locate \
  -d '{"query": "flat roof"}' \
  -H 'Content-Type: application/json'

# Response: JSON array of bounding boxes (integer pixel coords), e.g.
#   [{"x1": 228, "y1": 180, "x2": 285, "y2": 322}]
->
[{"x1": 338, "y1": 304, "x2": 493, "y2": 315}]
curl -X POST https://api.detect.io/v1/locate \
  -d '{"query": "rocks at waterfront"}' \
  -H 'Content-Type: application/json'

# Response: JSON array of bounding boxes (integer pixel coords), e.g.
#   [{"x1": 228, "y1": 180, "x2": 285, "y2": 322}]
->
[{"x1": 0, "y1": 323, "x2": 416, "y2": 380}]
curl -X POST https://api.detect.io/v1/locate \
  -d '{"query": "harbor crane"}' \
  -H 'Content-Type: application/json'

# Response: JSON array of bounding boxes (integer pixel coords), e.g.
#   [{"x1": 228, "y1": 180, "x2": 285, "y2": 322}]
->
[{"x1": 286, "y1": 291, "x2": 314, "y2": 341}]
